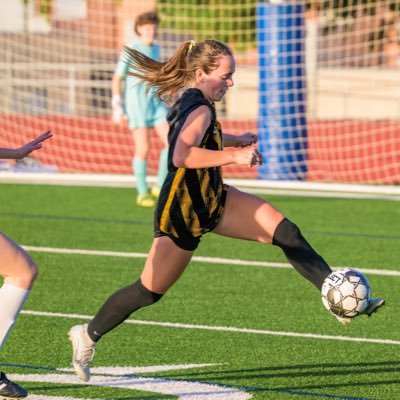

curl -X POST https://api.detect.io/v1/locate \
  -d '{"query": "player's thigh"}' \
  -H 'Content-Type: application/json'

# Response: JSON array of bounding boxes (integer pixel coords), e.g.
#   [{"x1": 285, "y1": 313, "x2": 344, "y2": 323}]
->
[
  {"x1": 141, "y1": 236, "x2": 193, "y2": 294},
  {"x1": 154, "y1": 120, "x2": 169, "y2": 147},
  {"x1": 152, "y1": 100, "x2": 169, "y2": 147},
  {"x1": 0, "y1": 232, "x2": 37, "y2": 286},
  {"x1": 132, "y1": 127, "x2": 150, "y2": 158},
  {"x1": 125, "y1": 85, "x2": 146, "y2": 124},
  {"x1": 213, "y1": 186, "x2": 285, "y2": 244}
]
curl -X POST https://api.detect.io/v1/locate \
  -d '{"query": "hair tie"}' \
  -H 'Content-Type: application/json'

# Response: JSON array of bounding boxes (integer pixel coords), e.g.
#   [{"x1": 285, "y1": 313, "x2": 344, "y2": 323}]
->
[{"x1": 188, "y1": 40, "x2": 196, "y2": 54}]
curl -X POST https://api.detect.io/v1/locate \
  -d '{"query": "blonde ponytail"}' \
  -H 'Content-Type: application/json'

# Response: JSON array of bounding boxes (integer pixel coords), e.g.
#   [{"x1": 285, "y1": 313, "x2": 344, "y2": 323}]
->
[{"x1": 124, "y1": 39, "x2": 232, "y2": 103}]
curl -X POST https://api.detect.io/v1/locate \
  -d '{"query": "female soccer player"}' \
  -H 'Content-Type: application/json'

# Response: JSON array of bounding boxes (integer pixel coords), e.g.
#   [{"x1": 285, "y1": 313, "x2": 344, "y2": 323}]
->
[
  {"x1": 0, "y1": 130, "x2": 52, "y2": 398},
  {"x1": 69, "y1": 40, "x2": 384, "y2": 382},
  {"x1": 111, "y1": 11, "x2": 169, "y2": 207}
]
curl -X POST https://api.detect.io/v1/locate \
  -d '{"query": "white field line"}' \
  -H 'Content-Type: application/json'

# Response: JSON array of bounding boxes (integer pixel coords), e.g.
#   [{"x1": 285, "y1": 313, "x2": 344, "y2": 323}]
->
[
  {"x1": 13, "y1": 372, "x2": 252, "y2": 400},
  {"x1": 22, "y1": 245, "x2": 400, "y2": 277},
  {"x1": 22, "y1": 309, "x2": 400, "y2": 346}
]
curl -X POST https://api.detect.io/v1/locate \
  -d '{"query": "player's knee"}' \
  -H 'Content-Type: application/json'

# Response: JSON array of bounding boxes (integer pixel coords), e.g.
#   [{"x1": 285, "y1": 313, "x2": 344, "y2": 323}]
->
[
  {"x1": 134, "y1": 279, "x2": 163, "y2": 307},
  {"x1": 272, "y1": 218, "x2": 303, "y2": 249},
  {"x1": 14, "y1": 250, "x2": 38, "y2": 287},
  {"x1": 15, "y1": 262, "x2": 38, "y2": 288},
  {"x1": 0, "y1": 234, "x2": 38, "y2": 287},
  {"x1": 27, "y1": 262, "x2": 38, "y2": 284}
]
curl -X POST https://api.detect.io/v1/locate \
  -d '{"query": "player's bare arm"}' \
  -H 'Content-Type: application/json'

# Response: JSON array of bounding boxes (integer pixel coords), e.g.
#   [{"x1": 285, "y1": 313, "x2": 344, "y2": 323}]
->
[
  {"x1": 0, "y1": 131, "x2": 52, "y2": 160},
  {"x1": 111, "y1": 74, "x2": 127, "y2": 127},
  {"x1": 111, "y1": 73, "x2": 122, "y2": 97},
  {"x1": 223, "y1": 132, "x2": 258, "y2": 148},
  {"x1": 174, "y1": 106, "x2": 261, "y2": 168}
]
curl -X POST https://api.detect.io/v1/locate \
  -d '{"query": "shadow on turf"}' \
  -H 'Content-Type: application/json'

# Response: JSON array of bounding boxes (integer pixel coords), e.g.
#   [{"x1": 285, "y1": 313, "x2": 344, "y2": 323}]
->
[
  {"x1": 30, "y1": 384, "x2": 173, "y2": 400},
  {"x1": 165, "y1": 360, "x2": 399, "y2": 376},
  {"x1": 2, "y1": 361, "x2": 399, "y2": 399},
  {"x1": 35, "y1": 385, "x2": 173, "y2": 400},
  {"x1": 163, "y1": 360, "x2": 400, "y2": 390}
]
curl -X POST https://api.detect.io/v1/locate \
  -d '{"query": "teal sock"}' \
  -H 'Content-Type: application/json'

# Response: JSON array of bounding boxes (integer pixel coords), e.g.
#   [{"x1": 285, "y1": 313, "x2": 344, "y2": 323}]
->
[
  {"x1": 157, "y1": 148, "x2": 168, "y2": 188},
  {"x1": 133, "y1": 158, "x2": 148, "y2": 195}
]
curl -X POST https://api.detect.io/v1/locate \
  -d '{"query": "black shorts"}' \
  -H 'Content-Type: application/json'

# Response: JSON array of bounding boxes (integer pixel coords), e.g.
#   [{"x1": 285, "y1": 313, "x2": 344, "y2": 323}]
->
[
  {"x1": 154, "y1": 185, "x2": 228, "y2": 251},
  {"x1": 154, "y1": 228, "x2": 201, "y2": 251}
]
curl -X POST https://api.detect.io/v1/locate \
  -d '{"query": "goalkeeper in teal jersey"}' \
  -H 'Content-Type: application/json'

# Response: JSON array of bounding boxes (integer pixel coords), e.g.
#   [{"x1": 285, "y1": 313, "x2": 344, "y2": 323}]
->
[{"x1": 111, "y1": 11, "x2": 169, "y2": 207}]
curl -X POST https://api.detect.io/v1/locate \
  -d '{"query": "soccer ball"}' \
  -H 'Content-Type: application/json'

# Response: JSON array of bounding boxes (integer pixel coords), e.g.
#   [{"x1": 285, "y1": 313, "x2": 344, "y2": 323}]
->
[{"x1": 321, "y1": 268, "x2": 371, "y2": 318}]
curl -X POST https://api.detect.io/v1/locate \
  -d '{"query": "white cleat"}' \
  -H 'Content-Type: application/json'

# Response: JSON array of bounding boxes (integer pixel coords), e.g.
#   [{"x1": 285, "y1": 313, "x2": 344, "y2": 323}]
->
[
  {"x1": 335, "y1": 298, "x2": 385, "y2": 325},
  {"x1": 68, "y1": 324, "x2": 96, "y2": 382},
  {"x1": 336, "y1": 315, "x2": 353, "y2": 325},
  {"x1": 361, "y1": 298, "x2": 385, "y2": 317}
]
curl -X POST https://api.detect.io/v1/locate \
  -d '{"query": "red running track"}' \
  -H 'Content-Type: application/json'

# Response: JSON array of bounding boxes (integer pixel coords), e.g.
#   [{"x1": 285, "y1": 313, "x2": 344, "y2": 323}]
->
[{"x1": 1, "y1": 115, "x2": 399, "y2": 183}]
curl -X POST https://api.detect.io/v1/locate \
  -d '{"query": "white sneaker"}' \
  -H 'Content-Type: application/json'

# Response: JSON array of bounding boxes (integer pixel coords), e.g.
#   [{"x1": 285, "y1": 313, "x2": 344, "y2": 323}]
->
[{"x1": 68, "y1": 324, "x2": 96, "y2": 382}]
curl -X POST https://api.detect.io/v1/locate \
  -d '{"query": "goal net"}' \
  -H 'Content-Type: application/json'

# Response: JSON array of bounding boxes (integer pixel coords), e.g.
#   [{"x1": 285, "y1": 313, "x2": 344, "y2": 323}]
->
[{"x1": 0, "y1": 0, "x2": 399, "y2": 184}]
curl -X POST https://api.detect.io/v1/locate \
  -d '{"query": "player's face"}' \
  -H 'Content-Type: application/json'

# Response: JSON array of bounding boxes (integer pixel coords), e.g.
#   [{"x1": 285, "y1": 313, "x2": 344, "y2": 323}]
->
[
  {"x1": 137, "y1": 23, "x2": 157, "y2": 45},
  {"x1": 201, "y1": 55, "x2": 235, "y2": 102}
]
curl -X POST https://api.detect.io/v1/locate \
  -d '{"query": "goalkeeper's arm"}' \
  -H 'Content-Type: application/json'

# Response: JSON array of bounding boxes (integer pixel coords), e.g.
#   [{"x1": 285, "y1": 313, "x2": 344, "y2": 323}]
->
[{"x1": 111, "y1": 74, "x2": 125, "y2": 125}]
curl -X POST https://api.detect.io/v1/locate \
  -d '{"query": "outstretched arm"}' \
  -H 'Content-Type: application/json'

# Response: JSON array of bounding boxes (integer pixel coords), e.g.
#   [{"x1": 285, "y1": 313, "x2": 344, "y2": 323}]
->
[{"x1": 0, "y1": 131, "x2": 53, "y2": 159}]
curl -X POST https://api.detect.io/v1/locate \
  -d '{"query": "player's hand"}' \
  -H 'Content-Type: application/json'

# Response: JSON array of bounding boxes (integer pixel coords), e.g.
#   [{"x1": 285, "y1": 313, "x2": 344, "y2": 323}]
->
[
  {"x1": 233, "y1": 145, "x2": 262, "y2": 167},
  {"x1": 112, "y1": 107, "x2": 126, "y2": 125},
  {"x1": 234, "y1": 132, "x2": 258, "y2": 148},
  {"x1": 15, "y1": 130, "x2": 53, "y2": 159},
  {"x1": 111, "y1": 95, "x2": 126, "y2": 126}
]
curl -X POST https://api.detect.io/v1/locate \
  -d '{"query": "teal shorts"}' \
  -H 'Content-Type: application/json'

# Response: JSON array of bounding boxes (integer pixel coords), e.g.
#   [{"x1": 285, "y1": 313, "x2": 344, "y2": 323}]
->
[{"x1": 125, "y1": 83, "x2": 168, "y2": 129}]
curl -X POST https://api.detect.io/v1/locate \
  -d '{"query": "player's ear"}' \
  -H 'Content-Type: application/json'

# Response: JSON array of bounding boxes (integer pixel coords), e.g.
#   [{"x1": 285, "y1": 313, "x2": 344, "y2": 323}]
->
[{"x1": 196, "y1": 69, "x2": 206, "y2": 84}]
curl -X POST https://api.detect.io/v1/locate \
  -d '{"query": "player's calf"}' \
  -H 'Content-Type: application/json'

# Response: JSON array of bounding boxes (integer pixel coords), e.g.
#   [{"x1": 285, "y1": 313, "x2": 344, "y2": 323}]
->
[{"x1": 272, "y1": 218, "x2": 332, "y2": 289}]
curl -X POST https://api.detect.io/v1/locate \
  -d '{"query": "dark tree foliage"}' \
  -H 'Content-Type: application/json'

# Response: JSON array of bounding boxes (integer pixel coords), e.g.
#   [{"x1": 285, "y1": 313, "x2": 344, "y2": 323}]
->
[{"x1": 158, "y1": 0, "x2": 256, "y2": 51}]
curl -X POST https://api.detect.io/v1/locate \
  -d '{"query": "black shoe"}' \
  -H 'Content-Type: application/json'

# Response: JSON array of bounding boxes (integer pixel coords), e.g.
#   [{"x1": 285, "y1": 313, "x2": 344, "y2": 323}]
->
[{"x1": 0, "y1": 372, "x2": 28, "y2": 399}]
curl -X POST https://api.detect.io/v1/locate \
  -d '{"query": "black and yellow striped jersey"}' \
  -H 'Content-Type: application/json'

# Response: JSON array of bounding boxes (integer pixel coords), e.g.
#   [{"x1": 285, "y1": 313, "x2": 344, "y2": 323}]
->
[{"x1": 154, "y1": 88, "x2": 226, "y2": 239}]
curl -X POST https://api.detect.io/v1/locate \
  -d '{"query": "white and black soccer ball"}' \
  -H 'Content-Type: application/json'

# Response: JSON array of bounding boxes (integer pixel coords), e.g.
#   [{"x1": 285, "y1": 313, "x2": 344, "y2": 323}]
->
[{"x1": 321, "y1": 268, "x2": 371, "y2": 318}]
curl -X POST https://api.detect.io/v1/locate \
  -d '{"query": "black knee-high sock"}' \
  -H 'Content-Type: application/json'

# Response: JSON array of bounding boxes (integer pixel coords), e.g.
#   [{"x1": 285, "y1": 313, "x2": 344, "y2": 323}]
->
[
  {"x1": 87, "y1": 279, "x2": 163, "y2": 342},
  {"x1": 272, "y1": 218, "x2": 332, "y2": 290}
]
